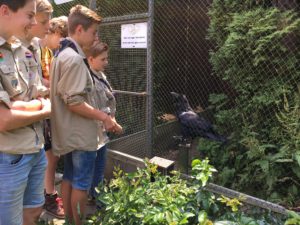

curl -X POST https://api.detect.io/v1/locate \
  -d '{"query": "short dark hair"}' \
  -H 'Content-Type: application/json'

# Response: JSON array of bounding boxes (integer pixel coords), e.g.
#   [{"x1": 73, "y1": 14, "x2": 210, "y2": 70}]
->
[
  {"x1": 68, "y1": 5, "x2": 102, "y2": 35},
  {"x1": 87, "y1": 42, "x2": 109, "y2": 58},
  {"x1": 0, "y1": 0, "x2": 32, "y2": 12}
]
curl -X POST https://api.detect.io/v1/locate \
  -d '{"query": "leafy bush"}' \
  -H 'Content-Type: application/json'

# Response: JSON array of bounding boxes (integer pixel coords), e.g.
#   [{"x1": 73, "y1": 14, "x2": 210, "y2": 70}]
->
[
  {"x1": 90, "y1": 159, "x2": 284, "y2": 225},
  {"x1": 206, "y1": 0, "x2": 300, "y2": 204}
]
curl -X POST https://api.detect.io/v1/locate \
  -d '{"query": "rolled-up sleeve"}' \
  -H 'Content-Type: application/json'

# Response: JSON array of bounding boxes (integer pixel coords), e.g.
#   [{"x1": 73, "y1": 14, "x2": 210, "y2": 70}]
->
[{"x1": 57, "y1": 55, "x2": 89, "y2": 106}]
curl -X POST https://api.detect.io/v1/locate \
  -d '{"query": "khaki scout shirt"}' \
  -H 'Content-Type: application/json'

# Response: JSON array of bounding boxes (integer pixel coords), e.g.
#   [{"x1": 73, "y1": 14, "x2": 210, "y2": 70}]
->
[
  {"x1": 0, "y1": 36, "x2": 44, "y2": 154},
  {"x1": 50, "y1": 38, "x2": 100, "y2": 156},
  {"x1": 21, "y1": 38, "x2": 49, "y2": 97},
  {"x1": 91, "y1": 69, "x2": 116, "y2": 147}
]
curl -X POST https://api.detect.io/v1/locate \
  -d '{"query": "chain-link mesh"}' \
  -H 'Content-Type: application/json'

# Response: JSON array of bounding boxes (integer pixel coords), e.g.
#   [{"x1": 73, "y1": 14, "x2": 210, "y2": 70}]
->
[
  {"x1": 50, "y1": 0, "x2": 90, "y2": 17},
  {"x1": 96, "y1": 1, "x2": 149, "y2": 158},
  {"x1": 93, "y1": 0, "x2": 300, "y2": 163},
  {"x1": 49, "y1": 1, "x2": 300, "y2": 176}
]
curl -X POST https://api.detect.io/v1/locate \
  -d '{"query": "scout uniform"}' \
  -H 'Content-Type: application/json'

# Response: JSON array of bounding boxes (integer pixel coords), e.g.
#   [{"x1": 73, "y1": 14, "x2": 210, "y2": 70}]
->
[
  {"x1": 0, "y1": 37, "x2": 46, "y2": 154},
  {"x1": 50, "y1": 37, "x2": 100, "y2": 156},
  {"x1": 90, "y1": 69, "x2": 116, "y2": 146}
]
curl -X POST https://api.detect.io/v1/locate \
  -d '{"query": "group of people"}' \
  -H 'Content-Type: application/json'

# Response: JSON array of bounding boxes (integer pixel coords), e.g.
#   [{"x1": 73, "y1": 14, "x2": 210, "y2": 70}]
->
[{"x1": 0, "y1": 0, "x2": 122, "y2": 225}]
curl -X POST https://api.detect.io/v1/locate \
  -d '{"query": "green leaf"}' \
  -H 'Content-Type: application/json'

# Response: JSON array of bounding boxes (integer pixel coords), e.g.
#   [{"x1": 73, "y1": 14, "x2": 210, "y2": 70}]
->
[{"x1": 198, "y1": 211, "x2": 207, "y2": 223}]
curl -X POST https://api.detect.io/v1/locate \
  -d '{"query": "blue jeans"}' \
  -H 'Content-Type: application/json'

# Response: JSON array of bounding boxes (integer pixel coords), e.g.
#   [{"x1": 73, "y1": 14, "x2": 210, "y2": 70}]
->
[
  {"x1": 0, "y1": 150, "x2": 47, "y2": 225},
  {"x1": 63, "y1": 150, "x2": 97, "y2": 190},
  {"x1": 90, "y1": 145, "x2": 107, "y2": 198}
]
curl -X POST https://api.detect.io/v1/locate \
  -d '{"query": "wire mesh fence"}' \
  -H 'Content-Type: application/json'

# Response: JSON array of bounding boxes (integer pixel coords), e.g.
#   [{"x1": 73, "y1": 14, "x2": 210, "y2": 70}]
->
[
  {"x1": 51, "y1": 0, "x2": 300, "y2": 203},
  {"x1": 50, "y1": 0, "x2": 90, "y2": 17},
  {"x1": 93, "y1": 0, "x2": 300, "y2": 205},
  {"x1": 51, "y1": 0, "x2": 300, "y2": 157}
]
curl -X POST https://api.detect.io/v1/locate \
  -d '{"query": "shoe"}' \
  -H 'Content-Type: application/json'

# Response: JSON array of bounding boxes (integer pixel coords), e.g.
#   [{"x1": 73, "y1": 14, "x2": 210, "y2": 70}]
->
[{"x1": 44, "y1": 192, "x2": 65, "y2": 219}]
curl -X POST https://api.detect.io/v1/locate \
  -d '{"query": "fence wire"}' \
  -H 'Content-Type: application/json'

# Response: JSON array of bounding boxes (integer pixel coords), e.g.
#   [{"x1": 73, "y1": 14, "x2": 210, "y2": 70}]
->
[
  {"x1": 50, "y1": 0, "x2": 90, "y2": 17},
  {"x1": 51, "y1": 0, "x2": 300, "y2": 168}
]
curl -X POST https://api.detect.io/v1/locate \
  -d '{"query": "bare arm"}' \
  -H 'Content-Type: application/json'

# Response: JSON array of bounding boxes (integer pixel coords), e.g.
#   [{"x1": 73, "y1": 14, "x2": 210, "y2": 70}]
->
[
  {"x1": 0, "y1": 99, "x2": 51, "y2": 132},
  {"x1": 68, "y1": 102, "x2": 116, "y2": 132},
  {"x1": 11, "y1": 99, "x2": 42, "y2": 111}
]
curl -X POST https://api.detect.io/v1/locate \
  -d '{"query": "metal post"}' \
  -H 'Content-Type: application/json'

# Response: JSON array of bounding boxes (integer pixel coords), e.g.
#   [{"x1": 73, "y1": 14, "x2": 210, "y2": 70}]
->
[
  {"x1": 89, "y1": 0, "x2": 96, "y2": 10},
  {"x1": 146, "y1": 0, "x2": 154, "y2": 158}
]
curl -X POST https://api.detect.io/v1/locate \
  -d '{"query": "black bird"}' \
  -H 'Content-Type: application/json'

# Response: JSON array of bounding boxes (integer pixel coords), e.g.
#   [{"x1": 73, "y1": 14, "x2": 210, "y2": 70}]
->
[{"x1": 171, "y1": 92, "x2": 226, "y2": 143}]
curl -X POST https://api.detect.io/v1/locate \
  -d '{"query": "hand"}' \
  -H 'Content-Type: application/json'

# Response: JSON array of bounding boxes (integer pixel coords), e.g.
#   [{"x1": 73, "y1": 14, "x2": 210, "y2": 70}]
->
[
  {"x1": 38, "y1": 97, "x2": 51, "y2": 116},
  {"x1": 103, "y1": 115, "x2": 116, "y2": 132},
  {"x1": 113, "y1": 123, "x2": 123, "y2": 134}
]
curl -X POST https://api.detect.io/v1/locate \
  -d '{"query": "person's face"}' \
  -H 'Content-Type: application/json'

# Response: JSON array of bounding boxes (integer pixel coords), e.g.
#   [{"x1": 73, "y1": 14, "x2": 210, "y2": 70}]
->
[
  {"x1": 45, "y1": 32, "x2": 62, "y2": 50},
  {"x1": 88, "y1": 51, "x2": 108, "y2": 72},
  {"x1": 28, "y1": 12, "x2": 51, "y2": 39},
  {"x1": 79, "y1": 23, "x2": 99, "y2": 49},
  {"x1": 3, "y1": 0, "x2": 37, "y2": 39}
]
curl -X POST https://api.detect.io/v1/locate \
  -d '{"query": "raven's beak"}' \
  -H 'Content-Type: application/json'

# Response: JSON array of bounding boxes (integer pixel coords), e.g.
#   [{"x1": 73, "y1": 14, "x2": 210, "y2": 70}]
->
[{"x1": 170, "y1": 92, "x2": 179, "y2": 98}]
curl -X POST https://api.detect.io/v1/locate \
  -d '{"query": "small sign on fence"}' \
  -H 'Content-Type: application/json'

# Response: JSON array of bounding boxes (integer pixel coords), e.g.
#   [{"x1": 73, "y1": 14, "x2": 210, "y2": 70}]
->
[
  {"x1": 121, "y1": 22, "x2": 147, "y2": 49},
  {"x1": 54, "y1": 0, "x2": 73, "y2": 4}
]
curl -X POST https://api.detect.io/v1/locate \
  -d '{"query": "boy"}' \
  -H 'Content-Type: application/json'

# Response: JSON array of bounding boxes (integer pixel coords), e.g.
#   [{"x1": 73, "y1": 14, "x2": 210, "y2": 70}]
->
[
  {"x1": 39, "y1": 15, "x2": 68, "y2": 219},
  {"x1": 50, "y1": 5, "x2": 118, "y2": 224},
  {"x1": 16, "y1": 0, "x2": 52, "y2": 101},
  {"x1": 87, "y1": 42, "x2": 122, "y2": 201},
  {"x1": 0, "y1": 0, "x2": 51, "y2": 224},
  {"x1": 40, "y1": 16, "x2": 68, "y2": 87},
  {"x1": 19, "y1": 0, "x2": 66, "y2": 219}
]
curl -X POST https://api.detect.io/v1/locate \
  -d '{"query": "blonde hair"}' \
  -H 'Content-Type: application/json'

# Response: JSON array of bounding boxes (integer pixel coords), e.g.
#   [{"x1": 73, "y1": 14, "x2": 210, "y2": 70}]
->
[
  {"x1": 49, "y1": 16, "x2": 68, "y2": 37},
  {"x1": 68, "y1": 5, "x2": 102, "y2": 35},
  {"x1": 36, "y1": 0, "x2": 53, "y2": 13}
]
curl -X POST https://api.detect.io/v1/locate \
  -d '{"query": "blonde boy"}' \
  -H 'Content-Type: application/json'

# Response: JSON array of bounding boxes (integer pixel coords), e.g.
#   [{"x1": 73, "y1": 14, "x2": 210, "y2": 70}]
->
[
  {"x1": 40, "y1": 15, "x2": 68, "y2": 219},
  {"x1": 50, "y1": 5, "x2": 118, "y2": 224}
]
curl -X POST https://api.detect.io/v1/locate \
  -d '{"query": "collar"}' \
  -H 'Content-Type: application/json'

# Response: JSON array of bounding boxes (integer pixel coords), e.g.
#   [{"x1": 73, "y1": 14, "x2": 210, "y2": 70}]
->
[
  {"x1": 67, "y1": 37, "x2": 86, "y2": 58},
  {"x1": 90, "y1": 69, "x2": 107, "y2": 79},
  {"x1": 0, "y1": 36, "x2": 22, "y2": 50},
  {"x1": 29, "y1": 37, "x2": 40, "y2": 51},
  {"x1": 10, "y1": 37, "x2": 23, "y2": 50}
]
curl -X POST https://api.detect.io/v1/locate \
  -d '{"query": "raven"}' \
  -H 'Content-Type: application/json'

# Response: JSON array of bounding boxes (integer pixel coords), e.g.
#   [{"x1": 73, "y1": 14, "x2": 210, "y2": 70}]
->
[{"x1": 171, "y1": 92, "x2": 226, "y2": 143}]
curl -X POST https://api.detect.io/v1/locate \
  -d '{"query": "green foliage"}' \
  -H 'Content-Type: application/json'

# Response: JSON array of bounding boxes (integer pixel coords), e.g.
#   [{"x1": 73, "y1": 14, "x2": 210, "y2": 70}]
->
[
  {"x1": 285, "y1": 210, "x2": 300, "y2": 225},
  {"x1": 90, "y1": 159, "x2": 285, "y2": 224},
  {"x1": 95, "y1": 160, "x2": 215, "y2": 224},
  {"x1": 206, "y1": 0, "x2": 300, "y2": 204}
]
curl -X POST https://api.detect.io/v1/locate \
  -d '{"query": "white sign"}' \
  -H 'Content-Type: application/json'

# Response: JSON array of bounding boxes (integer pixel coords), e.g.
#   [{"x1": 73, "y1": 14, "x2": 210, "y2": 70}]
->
[
  {"x1": 121, "y1": 22, "x2": 147, "y2": 49},
  {"x1": 54, "y1": 0, "x2": 73, "y2": 4}
]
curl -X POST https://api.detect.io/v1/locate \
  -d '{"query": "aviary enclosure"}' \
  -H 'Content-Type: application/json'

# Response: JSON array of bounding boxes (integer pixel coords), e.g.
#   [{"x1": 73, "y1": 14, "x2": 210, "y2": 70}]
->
[{"x1": 50, "y1": 0, "x2": 300, "y2": 223}]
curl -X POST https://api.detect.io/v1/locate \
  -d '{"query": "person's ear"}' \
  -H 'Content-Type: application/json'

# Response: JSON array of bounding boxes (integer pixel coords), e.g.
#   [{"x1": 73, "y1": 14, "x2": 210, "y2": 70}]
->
[
  {"x1": 87, "y1": 56, "x2": 93, "y2": 64},
  {"x1": 0, "y1": 5, "x2": 11, "y2": 17},
  {"x1": 76, "y1": 24, "x2": 84, "y2": 34}
]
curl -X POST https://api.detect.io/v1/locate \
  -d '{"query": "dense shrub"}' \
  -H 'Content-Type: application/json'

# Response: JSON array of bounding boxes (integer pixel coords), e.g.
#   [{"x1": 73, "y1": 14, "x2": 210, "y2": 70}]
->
[{"x1": 205, "y1": 0, "x2": 300, "y2": 204}]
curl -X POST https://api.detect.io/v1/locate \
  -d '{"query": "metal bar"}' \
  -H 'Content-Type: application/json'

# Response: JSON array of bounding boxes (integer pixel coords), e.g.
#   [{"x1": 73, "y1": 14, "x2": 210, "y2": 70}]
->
[
  {"x1": 107, "y1": 149, "x2": 145, "y2": 168},
  {"x1": 108, "y1": 129, "x2": 147, "y2": 144},
  {"x1": 101, "y1": 13, "x2": 149, "y2": 26},
  {"x1": 146, "y1": 0, "x2": 154, "y2": 158},
  {"x1": 89, "y1": 0, "x2": 96, "y2": 10},
  {"x1": 205, "y1": 183, "x2": 288, "y2": 215},
  {"x1": 113, "y1": 90, "x2": 148, "y2": 96}
]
